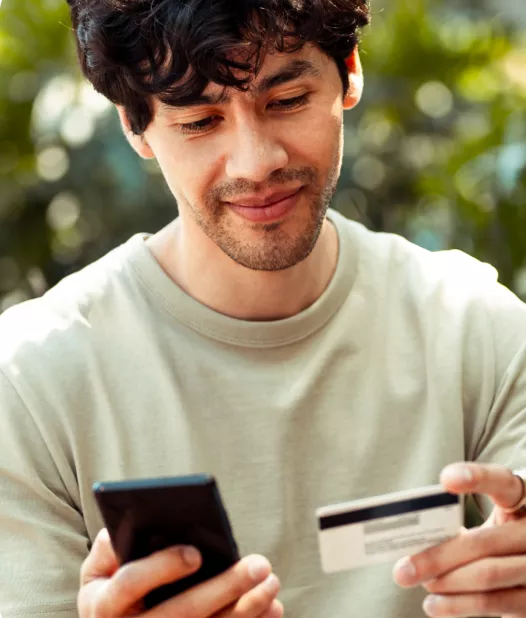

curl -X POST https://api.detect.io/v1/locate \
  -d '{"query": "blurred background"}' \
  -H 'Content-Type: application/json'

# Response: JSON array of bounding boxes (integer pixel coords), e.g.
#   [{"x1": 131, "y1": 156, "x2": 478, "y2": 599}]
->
[{"x1": 0, "y1": 0, "x2": 525, "y2": 313}]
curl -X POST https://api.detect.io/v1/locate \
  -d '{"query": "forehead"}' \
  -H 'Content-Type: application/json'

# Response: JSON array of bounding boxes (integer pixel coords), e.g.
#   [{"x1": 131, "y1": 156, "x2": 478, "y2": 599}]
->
[
  {"x1": 153, "y1": 44, "x2": 329, "y2": 114},
  {"x1": 221, "y1": 42, "x2": 328, "y2": 82}
]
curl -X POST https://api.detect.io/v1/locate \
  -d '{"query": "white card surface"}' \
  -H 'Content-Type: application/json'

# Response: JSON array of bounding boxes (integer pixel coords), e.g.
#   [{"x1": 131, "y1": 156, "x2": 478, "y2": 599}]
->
[{"x1": 316, "y1": 485, "x2": 463, "y2": 573}]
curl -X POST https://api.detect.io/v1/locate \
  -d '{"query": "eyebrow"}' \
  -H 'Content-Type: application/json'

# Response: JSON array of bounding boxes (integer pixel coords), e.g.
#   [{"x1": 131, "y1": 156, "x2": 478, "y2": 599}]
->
[
  {"x1": 156, "y1": 59, "x2": 321, "y2": 114},
  {"x1": 254, "y1": 59, "x2": 321, "y2": 96}
]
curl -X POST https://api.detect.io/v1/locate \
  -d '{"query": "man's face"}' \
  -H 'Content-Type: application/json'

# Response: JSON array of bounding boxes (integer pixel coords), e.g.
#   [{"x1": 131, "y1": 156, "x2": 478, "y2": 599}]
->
[{"x1": 130, "y1": 44, "x2": 361, "y2": 271}]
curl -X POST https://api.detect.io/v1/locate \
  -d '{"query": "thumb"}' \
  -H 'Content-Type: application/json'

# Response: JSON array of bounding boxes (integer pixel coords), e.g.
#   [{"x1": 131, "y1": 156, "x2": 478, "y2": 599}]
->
[
  {"x1": 441, "y1": 463, "x2": 525, "y2": 511},
  {"x1": 80, "y1": 528, "x2": 120, "y2": 586}
]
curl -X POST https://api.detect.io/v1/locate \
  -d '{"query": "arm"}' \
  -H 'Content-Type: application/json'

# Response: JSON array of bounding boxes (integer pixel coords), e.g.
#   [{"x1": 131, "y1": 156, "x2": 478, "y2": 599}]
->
[
  {"x1": 0, "y1": 371, "x2": 283, "y2": 618},
  {"x1": 392, "y1": 275, "x2": 526, "y2": 618},
  {"x1": 0, "y1": 369, "x2": 89, "y2": 618}
]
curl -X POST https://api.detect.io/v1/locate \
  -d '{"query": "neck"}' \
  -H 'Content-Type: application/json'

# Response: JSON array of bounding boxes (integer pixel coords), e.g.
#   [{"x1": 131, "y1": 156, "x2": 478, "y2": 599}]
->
[{"x1": 146, "y1": 215, "x2": 339, "y2": 321}]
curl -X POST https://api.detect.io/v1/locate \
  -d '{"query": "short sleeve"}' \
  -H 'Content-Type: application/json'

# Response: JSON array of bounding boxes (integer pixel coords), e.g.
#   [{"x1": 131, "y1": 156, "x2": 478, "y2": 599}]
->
[
  {"x1": 463, "y1": 278, "x2": 526, "y2": 516},
  {"x1": 0, "y1": 370, "x2": 89, "y2": 618}
]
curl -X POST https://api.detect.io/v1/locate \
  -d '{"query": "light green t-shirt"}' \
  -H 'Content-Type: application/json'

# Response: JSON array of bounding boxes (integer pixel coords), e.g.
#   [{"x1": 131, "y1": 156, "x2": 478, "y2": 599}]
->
[{"x1": 1, "y1": 209, "x2": 525, "y2": 618}]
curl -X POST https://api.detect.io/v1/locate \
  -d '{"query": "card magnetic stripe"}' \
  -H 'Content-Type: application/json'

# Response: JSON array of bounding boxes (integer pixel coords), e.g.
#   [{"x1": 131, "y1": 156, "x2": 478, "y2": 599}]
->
[{"x1": 318, "y1": 493, "x2": 460, "y2": 530}]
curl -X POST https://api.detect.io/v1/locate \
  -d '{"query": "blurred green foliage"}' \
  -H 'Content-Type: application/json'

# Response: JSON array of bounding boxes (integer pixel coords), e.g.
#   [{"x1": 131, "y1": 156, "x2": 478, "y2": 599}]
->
[{"x1": 0, "y1": 0, "x2": 525, "y2": 311}]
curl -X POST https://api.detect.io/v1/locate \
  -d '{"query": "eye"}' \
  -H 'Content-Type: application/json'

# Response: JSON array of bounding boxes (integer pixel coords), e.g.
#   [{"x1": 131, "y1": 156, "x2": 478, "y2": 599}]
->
[
  {"x1": 267, "y1": 93, "x2": 310, "y2": 111},
  {"x1": 179, "y1": 116, "x2": 220, "y2": 135}
]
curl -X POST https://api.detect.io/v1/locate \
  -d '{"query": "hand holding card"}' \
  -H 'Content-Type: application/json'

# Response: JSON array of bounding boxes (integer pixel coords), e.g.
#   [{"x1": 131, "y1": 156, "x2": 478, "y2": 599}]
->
[{"x1": 316, "y1": 485, "x2": 463, "y2": 573}]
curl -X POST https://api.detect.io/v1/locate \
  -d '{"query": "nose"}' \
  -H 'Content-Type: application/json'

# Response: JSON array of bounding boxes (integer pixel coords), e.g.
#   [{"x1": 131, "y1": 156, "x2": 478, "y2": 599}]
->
[{"x1": 225, "y1": 120, "x2": 289, "y2": 183}]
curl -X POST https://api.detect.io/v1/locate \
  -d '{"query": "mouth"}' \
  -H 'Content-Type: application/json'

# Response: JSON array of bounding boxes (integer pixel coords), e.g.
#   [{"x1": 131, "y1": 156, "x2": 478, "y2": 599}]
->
[{"x1": 226, "y1": 187, "x2": 303, "y2": 223}]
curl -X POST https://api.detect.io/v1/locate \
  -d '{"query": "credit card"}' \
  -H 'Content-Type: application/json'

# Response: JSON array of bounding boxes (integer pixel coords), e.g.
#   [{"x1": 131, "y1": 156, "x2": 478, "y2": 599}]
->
[{"x1": 316, "y1": 485, "x2": 463, "y2": 573}]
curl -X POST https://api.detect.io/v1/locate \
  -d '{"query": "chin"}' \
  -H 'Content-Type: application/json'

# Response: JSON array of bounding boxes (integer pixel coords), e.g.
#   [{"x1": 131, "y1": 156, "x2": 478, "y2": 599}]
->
[{"x1": 223, "y1": 219, "x2": 324, "y2": 272}]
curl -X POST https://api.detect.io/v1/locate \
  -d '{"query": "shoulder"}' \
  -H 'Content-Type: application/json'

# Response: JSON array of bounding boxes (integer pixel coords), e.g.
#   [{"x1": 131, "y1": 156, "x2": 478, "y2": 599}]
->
[
  {"x1": 335, "y1": 210, "x2": 526, "y2": 337},
  {"x1": 337, "y1": 214, "x2": 501, "y2": 304},
  {"x1": 344, "y1": 217, "x2": 496, "y2": 286},
  {"x1": 339, "y1": 215, "x2": 526, "y2": 367},
  {"x1": 0, "y1": 236, "x2": 141, "y2": 384}
]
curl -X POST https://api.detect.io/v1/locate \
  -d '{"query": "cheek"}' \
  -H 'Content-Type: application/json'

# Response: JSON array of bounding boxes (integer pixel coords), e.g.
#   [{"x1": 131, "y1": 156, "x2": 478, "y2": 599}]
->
[
  {"x1": 287, "y1": 108, "x2": 342, "y2": 166},
  {"x1": 150, "y1": 135, "x2": 218, "y2": 203}
]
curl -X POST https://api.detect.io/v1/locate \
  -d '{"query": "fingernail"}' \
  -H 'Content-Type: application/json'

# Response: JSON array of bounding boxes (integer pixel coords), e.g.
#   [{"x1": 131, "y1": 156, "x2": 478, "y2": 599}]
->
[
  {"x1": 182, "y1": 546, "x2": 200, "y2": 567},
  {"x1": 394, "y1": 557, "x2": 417, "y2": 584},
  {"x1": 247, "y1": 555, "x2": 271, "y2": 581},
  {"x1": 263, "y1": 573, "x2": 280, "y2": 593},
  {"x1": 442, "y1": 464, "x2": 473, "y2": 484},
  {"x1": 423, "y1": 595, "x2": 445, "y2": 616},
  {"x1": 98, "y1": 528, "x2": 110, "y2": 542}
]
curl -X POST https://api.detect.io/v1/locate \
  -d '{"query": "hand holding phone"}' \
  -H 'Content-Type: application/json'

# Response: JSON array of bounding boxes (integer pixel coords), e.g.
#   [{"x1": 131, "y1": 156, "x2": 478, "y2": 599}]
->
[
  {"x1": 92, "y1": 474, "x2": 241, "y2": 606},
  {"x1": 81, "y1": 474, "x2": 283, "y2": 618},
  {"x1": 77, "y1": 528, "x2": 283, "y2": 618}
]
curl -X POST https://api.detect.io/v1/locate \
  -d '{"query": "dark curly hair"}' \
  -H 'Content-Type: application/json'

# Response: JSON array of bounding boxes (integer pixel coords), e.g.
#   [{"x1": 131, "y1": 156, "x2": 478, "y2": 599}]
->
[{"x1": 66, "y1": 0, "x2": 370, "y2": 135}]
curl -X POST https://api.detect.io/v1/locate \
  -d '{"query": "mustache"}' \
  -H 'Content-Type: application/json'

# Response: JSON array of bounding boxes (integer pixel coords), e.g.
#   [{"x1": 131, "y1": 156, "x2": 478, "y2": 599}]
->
[{"x1": 207, "y1": 167, "x2": 317, "y2": 204}]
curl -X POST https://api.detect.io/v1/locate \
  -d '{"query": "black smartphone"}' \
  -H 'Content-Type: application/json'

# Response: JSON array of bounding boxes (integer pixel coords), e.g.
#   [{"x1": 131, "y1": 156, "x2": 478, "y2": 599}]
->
[{"x1": 92, "y1": 474, "x2": 240, "y2": 608}]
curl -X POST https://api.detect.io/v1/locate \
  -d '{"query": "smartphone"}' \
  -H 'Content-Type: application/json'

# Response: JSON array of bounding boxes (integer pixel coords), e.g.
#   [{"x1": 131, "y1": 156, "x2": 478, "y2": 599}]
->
[{"x1": 92, "y1": 474, "x2": 240, "y2": 608}]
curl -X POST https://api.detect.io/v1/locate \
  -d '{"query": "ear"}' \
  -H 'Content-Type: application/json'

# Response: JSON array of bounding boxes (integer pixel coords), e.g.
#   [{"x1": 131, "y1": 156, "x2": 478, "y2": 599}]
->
[
  {"x1": 116, "y1": 106, "x2": 156, "y2": 159},
  {"x1": 343, "y1": 47, "x2": 364, "y2": 111}
]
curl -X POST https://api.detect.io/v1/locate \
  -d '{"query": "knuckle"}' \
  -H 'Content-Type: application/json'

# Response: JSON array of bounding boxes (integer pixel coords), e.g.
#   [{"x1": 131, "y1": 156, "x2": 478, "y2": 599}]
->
[
  {"x1": 422, "y1": 578, "x2": 440, "y2": 593},
  {"x1": 111, "y1": 563, "x2": 140, "y2": 600},
  {"x1": 514, "y1": 589, "x2": 526, "y2": 613},
  {"x1": 177, "y1": 599, "x2": 199, "y2": 618},
  {"x1": 473, "y1": 467, "x2": 485, "y2": 486},
  {"x1": 90, "y1": 588, "x2": 113, "y2": 618},
  {"x1": 467, "y1": 527, "x2": 493, "y2": 555},
  {"x1": 478, "y1": 562, "x2": 500, "y2": 589},
  {"x1": 472, "y1": 593, "x2": 492, "y2": 614},
  {"x1": 415, "y1": 552, "x2": 438, "y2": 577}
]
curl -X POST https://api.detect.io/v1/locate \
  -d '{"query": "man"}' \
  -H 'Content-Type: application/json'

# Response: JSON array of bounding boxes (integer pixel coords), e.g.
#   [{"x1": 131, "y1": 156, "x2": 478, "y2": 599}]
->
[{"x1": 1, "y1": 1, "x2": 526, "y2": 617}]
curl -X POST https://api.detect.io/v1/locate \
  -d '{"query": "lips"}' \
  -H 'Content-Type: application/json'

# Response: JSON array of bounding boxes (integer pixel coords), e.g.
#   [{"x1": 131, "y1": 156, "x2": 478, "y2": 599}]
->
[
  {"x1": 226, "y1": 187, "x2": 302, "y2": 209},
  {"x1": 226, "y1": 187, "x2": 303, "y2": 223}
]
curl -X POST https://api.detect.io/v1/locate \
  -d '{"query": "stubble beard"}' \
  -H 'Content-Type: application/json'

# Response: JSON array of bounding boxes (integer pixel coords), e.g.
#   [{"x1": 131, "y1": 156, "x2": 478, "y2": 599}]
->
[{"x1": 189, "y1": 151, "x2": 340, "y2": 272}]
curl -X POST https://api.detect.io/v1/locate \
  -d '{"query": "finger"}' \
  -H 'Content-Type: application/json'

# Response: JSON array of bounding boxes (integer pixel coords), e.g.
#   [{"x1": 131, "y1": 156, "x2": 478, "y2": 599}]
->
[
  {"x1": 156, "y1": 554, "x2": 272, "y2": 618},
  {"x1": 212, "y1": 600, "x2": 284, "y2": 618},
  {"x1": 422, "y1": 588, "x2": 526, "y2": 617},
  {"x1": 440, "y1": 463, "x2": 524, "y2": 511},
  {"x1": 212, "y1": 574, "x2": 281, "y2": 618},
  {"x1": 393, "y1": 519, "x2": 526, "y2": 587},
  {"x1": 94, "y1": 545, "x2": 201, "y2": 617},
  {"x1": 230, "y1": 574, "x2": 280, "y2": 616},
  {"x1": 80, "y1": 528, "x2": 120, "y2": 585},
  {"x1": 423, "y1": 556, "x2": 526, "y2": 593},
  {"x1": 216, "y1": 599, "x2": 284, "y2": 618},
  {"x1": 259, "y1": 599, "x2": 284, "y2": 618}
]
